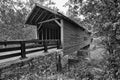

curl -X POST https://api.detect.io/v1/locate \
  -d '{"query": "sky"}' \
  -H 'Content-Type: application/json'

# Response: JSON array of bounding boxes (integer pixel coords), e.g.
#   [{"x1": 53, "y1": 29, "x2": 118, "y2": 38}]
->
[{"x1": 51, "y1": 0, "x2": 69, "y2": 14}]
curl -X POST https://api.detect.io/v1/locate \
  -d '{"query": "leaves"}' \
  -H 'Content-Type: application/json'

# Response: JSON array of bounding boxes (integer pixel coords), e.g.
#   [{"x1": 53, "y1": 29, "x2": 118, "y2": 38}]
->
[
  {"x1": 0, "y1": 0, "x2": 54, "y2": 41},
  {"x1": 66, "y1": 0, "x2": 120, "y2": 79}
]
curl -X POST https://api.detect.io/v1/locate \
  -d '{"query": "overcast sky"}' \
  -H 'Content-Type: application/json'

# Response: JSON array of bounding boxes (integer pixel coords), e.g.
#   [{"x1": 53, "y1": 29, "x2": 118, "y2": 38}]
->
[{"x1": 51, "y1": 0, "x2": 69, "y2": 14}]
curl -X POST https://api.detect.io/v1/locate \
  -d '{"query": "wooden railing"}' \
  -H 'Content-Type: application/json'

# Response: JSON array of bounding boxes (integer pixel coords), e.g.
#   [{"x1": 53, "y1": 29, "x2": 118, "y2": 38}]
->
[{"x1": 0, "y1": 39, "x2": 61, "y2": 60}]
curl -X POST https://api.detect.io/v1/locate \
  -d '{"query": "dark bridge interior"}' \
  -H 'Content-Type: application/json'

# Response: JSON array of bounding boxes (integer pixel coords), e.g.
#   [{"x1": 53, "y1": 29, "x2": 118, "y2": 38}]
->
[{"x1": 38, "y1": 21, "x2": 61, "y2": 40}]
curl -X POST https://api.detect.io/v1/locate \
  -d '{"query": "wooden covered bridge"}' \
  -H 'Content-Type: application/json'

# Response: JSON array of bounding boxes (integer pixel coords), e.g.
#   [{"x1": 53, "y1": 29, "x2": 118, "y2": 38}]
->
[{"x1": 0, "y1": 4, "x2": 91, "y2": 63}]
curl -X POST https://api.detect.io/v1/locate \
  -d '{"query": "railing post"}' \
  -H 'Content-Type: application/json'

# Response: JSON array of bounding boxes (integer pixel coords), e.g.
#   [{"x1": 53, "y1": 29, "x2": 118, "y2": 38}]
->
[
  {"x1": 57, "y1": 40, "x2": 61, "y2": 49},
  {"x1": 20, "y1": 41, "x2": 27, "y2": 59},
  {"x1": 4, "y1": 42, "x2": 7, "y2": 48},
  {"x1": 43, "y1": 40, "x2": 48, "y2": 52},
  {"x1": 56, "y1": 54, "x2": 62, "y2": 73}
]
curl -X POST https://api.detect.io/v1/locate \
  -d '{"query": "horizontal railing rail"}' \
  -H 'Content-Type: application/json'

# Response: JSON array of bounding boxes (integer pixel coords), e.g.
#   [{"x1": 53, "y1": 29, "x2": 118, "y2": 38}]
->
[{"x1": 0, "y1": 39, "x2": 61, "y2": 60}]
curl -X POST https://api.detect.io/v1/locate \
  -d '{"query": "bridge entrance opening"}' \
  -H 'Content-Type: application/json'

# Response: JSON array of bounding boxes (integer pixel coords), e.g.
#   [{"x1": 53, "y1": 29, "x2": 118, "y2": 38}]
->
[{"x1": 38, "y1": 21, "x2": 61, "y2": 41}]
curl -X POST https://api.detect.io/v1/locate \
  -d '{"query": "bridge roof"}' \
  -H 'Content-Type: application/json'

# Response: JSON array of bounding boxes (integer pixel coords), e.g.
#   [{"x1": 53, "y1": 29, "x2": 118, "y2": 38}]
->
[{"x1": 25, "y1": 4, "x2": 86, "y2": 31}]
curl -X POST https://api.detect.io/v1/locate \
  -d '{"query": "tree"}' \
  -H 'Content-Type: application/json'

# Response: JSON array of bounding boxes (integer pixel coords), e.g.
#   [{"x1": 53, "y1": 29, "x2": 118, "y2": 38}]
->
[
  {"x1": 66, "y1": 0, "x2": 120, "y2": 79},
  {"x1": 0, "y1": 0, "x2": 55, "y2": 41}
]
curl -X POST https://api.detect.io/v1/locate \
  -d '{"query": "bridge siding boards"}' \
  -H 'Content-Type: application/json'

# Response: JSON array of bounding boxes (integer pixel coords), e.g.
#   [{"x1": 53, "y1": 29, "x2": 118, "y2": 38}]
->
[{"x1": 63, "y1": 20, "x2": 90, "y2": 54}]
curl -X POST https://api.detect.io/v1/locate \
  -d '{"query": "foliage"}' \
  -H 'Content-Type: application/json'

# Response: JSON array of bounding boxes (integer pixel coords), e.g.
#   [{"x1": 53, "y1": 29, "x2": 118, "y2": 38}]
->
[
  {"x1": 0, "y1": 0, "x2": 55, "y2": 41},
  {"x1": 65, "y1": 0, "x2": 120, "y2": 79},
  {"x1": 62, "y1": 55, "x2": 96, "y2": 80}
]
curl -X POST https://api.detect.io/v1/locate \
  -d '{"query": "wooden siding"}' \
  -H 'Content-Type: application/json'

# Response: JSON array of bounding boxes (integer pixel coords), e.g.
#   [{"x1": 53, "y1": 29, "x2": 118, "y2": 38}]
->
[{"x1": 63, "y1": 20, "x2": 91, "y2": 55}]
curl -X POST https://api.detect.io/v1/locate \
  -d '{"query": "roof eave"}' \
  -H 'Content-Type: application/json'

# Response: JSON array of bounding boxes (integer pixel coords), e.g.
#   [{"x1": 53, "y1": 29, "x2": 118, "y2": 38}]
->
[
  {"x1": 25, "y1": 4, "x2": 36, "y2": 25},
  {"x1": 58, "y1": 13, "x2": 86, "y2": 31},
  {"x1": 25, "y1": 4, "x2": 87, "y2": 31}
]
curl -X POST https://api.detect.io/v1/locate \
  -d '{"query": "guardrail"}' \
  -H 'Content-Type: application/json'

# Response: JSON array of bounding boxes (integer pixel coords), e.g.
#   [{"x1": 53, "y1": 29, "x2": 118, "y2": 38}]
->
[{"x1": 0, "y1": 39, "x2": 61, "y2": 60}]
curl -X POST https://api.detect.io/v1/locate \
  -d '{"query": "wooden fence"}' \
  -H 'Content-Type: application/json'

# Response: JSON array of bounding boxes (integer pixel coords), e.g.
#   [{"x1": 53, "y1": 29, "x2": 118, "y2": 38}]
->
[{"x1": 0, "y1": 39, "x2": 61, "y2": 60}]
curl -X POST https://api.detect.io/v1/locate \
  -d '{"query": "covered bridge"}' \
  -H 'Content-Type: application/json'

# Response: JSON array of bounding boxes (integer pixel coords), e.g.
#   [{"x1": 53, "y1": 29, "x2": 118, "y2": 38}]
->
[{"x1": 25, "y1": 4, "x2": 91, "y2": 55}]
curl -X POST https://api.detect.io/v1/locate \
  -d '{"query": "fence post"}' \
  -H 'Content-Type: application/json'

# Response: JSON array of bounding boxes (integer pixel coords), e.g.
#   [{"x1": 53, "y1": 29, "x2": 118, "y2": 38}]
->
[
  {"x1": 20, "y1": 41, "x2": 27, "y2": 59},
  {"x1": 4, "y1": 42, "x2": 7, "y2": 48},
  {"x1": 43, "y1": 40, "x2": 48, "y2": 52},
  {"x1": 56, "y1": 54, "x2": 62, "y2": 73},
  {"x1": 57, "y1": 40, "x2": 61, "y2": 49}
]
